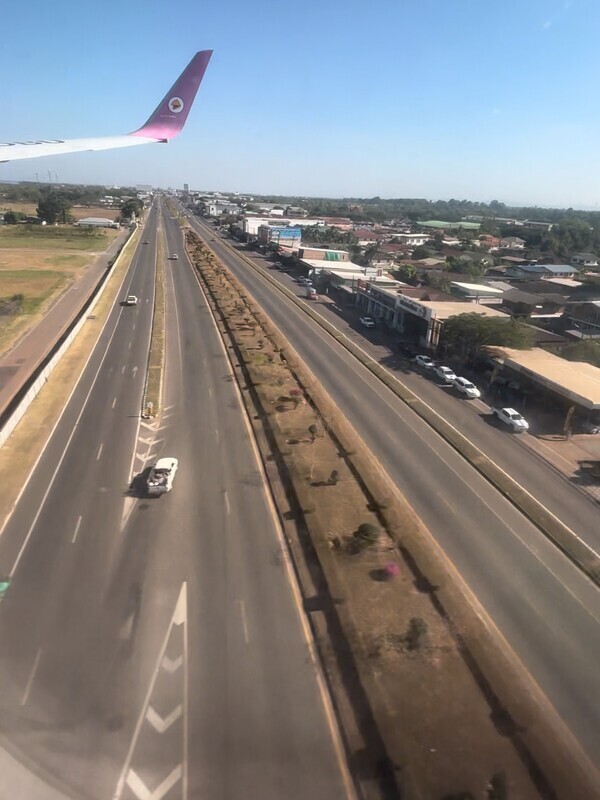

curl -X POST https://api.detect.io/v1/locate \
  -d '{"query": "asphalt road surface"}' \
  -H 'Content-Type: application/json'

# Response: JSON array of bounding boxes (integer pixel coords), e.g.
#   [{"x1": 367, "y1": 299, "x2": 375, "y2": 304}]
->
[
  {"x1": 0, "y1": 202, "x2": 350, "y2": 800},
  {"x1": 187, "y1": 214, "x2": 600, "y2": 773}
]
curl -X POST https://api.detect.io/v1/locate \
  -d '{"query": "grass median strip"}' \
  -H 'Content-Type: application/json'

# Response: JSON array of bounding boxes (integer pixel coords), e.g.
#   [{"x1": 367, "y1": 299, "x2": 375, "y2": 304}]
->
[
  {"x1": 185, "y1": 230, "x2": 597, "y2": 800},
  {"x1": 143, "y1": 223, "x2": 165, "y2": 416}
]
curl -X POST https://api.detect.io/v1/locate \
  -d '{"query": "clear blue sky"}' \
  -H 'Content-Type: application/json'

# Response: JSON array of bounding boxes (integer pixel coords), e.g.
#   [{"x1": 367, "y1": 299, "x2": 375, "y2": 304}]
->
[{"x1": 1, "y1": 0, "x2": 599, "y2": 207}]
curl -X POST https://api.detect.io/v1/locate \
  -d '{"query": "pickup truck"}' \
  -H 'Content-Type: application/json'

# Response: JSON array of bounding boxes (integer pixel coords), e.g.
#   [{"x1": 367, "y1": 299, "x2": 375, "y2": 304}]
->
[{"x1": 491, "y1": 407, "x2": 529, "y2": 432}]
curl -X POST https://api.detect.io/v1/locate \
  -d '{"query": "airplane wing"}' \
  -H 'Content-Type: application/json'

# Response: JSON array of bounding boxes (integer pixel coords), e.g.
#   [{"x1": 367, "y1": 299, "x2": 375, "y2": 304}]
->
[{"x1": 0, "y1": 50, "x2": 212, "y2": 163}]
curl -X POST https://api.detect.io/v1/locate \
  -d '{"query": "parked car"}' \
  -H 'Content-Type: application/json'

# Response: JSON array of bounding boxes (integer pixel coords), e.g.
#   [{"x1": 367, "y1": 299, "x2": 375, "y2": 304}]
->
[
  {"x1": 123, "y1": 295, "x2": 138, "y2": 306},
  {"x1": 359, "y1": 316, "x2": 376, "y2": 328},
  {"x1": 146, "y1": 457, "x2": 179, "y2": 496},
  {"x1": 434, "y1": 365, "x2": 457, "y2": 383},
  {"x1": 453, "y1": 377, "x2": 481, "y2": 399},
  {"x1": 491, "y1": 407, "x2": 529, "y2": 432},
  {"x1": 414, "y1": 354, "x2": 435, "y2": 369}
]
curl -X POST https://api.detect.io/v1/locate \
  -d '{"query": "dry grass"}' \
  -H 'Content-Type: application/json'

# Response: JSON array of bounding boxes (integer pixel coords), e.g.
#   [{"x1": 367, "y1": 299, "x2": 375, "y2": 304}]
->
[
  {"x1": 0, "y1": 226, "x2": 115, "y2": 251},
  {"x1": 144, "y1": 225, "x2": 165, "y2": 415},
  {"x1": 0, "y1": 202, "x2": 120, "y2": 221}
]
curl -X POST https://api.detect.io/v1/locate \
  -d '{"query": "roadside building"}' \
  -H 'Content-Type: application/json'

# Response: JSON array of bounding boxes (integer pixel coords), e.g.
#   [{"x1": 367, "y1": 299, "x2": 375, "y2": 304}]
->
[
  {"x1": 370, "y1": 251, "x2": 397, "y2": 268},
  {"x1": 448, "y1": 282, "x2": 505, "y2": 304},
  {"x1": 355, "y1": 283, "x2": 508, "y2": 347},
  {"x1": 491, "y1": 347, "x2": 600, "y2": 415},
  {"x1": 571, "y1": 252, "x2": 598, "y2": 268},
  {"x1": 258, "y1": 225, "x2": 302, "y2": 247},
  {"x1": 75, "y1": 217, "x2": 119, "y2": 228},
  {"x1": 504, "y1": 264, "x2": 579, "y2": 280},
  {"x1": 563, "y1": 300, "x2": 600, "y2": 338},
  {"x1": 417, "y1": 220, "x2": 481, "y2": 231},
  {"x1": 391, "y1": 232, "x2": 430, "y2": 247},
  {"x1": 500, "y1": 236, "x2": 526, "y2": 249},
  {"x1": 500, "y1": 288, "x2": 565, "y2": 320}
]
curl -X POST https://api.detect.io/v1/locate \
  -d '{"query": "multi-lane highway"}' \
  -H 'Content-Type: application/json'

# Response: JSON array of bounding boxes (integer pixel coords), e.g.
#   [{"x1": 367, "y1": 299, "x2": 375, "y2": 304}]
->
[
  {"x1": 186, "y1": 213, "x2": 600, "y2": 774},
  {"x1": 0, "y1": 202, "x2": 351, "y2": 799}
]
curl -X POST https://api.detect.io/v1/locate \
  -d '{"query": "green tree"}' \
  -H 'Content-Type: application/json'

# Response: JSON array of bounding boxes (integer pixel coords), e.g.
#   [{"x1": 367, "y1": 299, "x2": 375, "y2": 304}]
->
[
  {"x1": 3, "y1": 210, "x2": 19, "y2": 224},
  {"x1": 36, "y1": 190, "x2": 71, "y2": 224},
  {"x1": 120, "y1": 198, "x2": 144, "y2": 220},
  {"x1": 442, "y1": 313, "x2": 534, "y2": 357},
  {"x1": 411, "y1": 245, "x2": 433, "y2": 260},
  {"x1": 394, "y1": 263, "x2": 417, "y2": 283}
]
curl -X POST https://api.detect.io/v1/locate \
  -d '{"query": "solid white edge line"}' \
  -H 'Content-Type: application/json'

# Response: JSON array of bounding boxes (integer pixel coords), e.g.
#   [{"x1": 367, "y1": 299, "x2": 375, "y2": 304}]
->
[
  {"x1": 71, "y1": 515, "x2": 83, "y2": 544},
  {"x1": 20, "y1": 648, "x2": 42, "y2": 706}
]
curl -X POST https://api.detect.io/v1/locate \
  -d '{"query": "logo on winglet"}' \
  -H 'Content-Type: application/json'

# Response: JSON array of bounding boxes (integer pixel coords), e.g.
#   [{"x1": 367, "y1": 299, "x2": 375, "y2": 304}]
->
[{"x1": 168, "y1": 97, "x2": 184, "y2": 114}]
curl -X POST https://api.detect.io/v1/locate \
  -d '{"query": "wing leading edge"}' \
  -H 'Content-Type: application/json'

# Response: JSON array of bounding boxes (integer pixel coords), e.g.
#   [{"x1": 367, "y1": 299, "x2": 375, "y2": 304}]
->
[{"x1": 0, "y1": 50, "x2": 212, "y2": 164}]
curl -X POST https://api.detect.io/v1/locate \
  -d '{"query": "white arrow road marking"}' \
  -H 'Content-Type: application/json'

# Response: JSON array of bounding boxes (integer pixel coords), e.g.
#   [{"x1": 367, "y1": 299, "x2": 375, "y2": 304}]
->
[
  {"x1": 132, "y1": 366, "x2": 139, "y2": 378},
  {"x1": 125, "y1": 766, "x2": 182, "y2": 800},
  {"x1": 113, "y1": 584, "x2": 187, "y2": 800},
  {"x1": 145, "y1": 704, "x2": 182, "y2": 733},
  {"x1": 161, "y1": 655, "x2": 183, "y2": 674}
]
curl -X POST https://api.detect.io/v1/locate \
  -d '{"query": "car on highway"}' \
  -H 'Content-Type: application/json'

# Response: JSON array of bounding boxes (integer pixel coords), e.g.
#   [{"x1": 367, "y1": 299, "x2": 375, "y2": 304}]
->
[
  {"x1": 298, "y1": 277, "x2": 313, "y2": 287},
  {"x1": 169, "y1": 254, "x2": 179, "y2": 260},
  {"x1": 414, "y1": 354, "x2": 435, "y2": 369},
  {"x1": 142, "y1": 240, "x2": 149, "y2": 245},
  {"x1": 434, "y1": 365, "x2": 457, "y2": 383},
  {"x1": 491, "y1": 407, "x2": 529, "y2": 432},
  {"x1": 123, "y1": 295, "x2": 138, "y2": 306},
  {"x1": 146, "y1": 457, "x2": 179, "y2": 496},
  {"x1": 359, "y1": 316, "x2": 376, "y2": 328},
  {"x1": 453, "y1": 377, "x2": 481, "y2": 399}
]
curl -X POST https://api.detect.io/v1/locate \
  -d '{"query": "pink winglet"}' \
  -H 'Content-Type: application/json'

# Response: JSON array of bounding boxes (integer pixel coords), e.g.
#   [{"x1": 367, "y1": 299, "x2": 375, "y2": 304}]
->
[{"x1": 131, "y1": 50, "x2": 213, "y2": 141}]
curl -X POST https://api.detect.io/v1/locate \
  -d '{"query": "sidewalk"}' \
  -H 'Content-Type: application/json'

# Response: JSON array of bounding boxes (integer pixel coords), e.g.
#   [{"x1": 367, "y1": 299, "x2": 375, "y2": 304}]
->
[{"x1": 0, "y1": 230, "x2": 127, "y2": 418}]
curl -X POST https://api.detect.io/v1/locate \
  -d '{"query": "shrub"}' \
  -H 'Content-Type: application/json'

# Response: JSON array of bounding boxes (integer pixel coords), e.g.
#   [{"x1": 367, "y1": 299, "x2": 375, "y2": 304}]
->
[
  {"x1": 402, "y1": 617, "x2": 428, "y2": 651},
  {"x1": 356, "y1": 522, "x2": 380, "y2": 545}
]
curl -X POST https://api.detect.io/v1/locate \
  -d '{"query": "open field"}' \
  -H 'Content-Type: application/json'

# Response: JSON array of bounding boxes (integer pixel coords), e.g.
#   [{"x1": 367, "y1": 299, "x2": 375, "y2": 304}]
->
[
  {"x1": 1, "y1": 202, "x2": 120, "y2": 221},
  {"x1": 0, "y1": 250, "x2": 89, "y2": 271},
  {"x1": 0, "y1": 225, "x2": 119, "y2": 356},
  {"x1": 0, "y1": 226, "x2": 116, "y2": 251}
]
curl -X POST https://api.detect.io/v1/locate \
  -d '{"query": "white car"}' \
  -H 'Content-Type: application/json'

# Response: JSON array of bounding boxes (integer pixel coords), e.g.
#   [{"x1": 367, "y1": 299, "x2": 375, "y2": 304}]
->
[
  {"x1": 124, "y1": 295, "x2": 138, "y2": 306},
  {"x1": 453, "y1": 377, "x2": 481, "y2": 399},
  {"x1": 414, "y1": 354, "x2": 435, "y2": 369},
  {"x1": 434, "y1": 365, "x2": 457, "y2": 383},
  {"x1": 169, "y1": 253, "x2": 179, "y2": 260},
  {"x1": 146, "y1": 457, "x2": 179, "y2": 496},
  {"x1": 492, "y1": 407, "x2": 529, "y2": 432},
  {"x1": 359, "y1": 316, "x2": 376, "y2": 328}
]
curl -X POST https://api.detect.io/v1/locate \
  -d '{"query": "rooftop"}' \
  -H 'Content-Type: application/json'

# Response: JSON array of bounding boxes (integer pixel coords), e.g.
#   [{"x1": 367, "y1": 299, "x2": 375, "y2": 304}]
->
[
  {"x1": 419, "y1": 302, "x2": 508, "y2": 321},
  {"x1": 497, "y1": 348, "x2": 600, "y2": 410},
  {"x1": 450, "y1": 281, "x2": 504, "y2": 295}
]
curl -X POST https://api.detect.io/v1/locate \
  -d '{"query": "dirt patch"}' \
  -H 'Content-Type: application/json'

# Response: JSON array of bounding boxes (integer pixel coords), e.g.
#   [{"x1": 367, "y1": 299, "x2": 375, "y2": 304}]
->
[{"x1": 184, "y1": 231, "x2": 570, "y2": 800}]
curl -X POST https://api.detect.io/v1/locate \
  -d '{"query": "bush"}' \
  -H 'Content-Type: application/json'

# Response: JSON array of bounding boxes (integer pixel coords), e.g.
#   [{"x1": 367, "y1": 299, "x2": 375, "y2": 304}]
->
[
  {"x1": 356, "y1": 522, "x2": 380, "y2": 545},
  {"x1": 402, "y1": 617, "x2": 428, "y2": 651}
]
